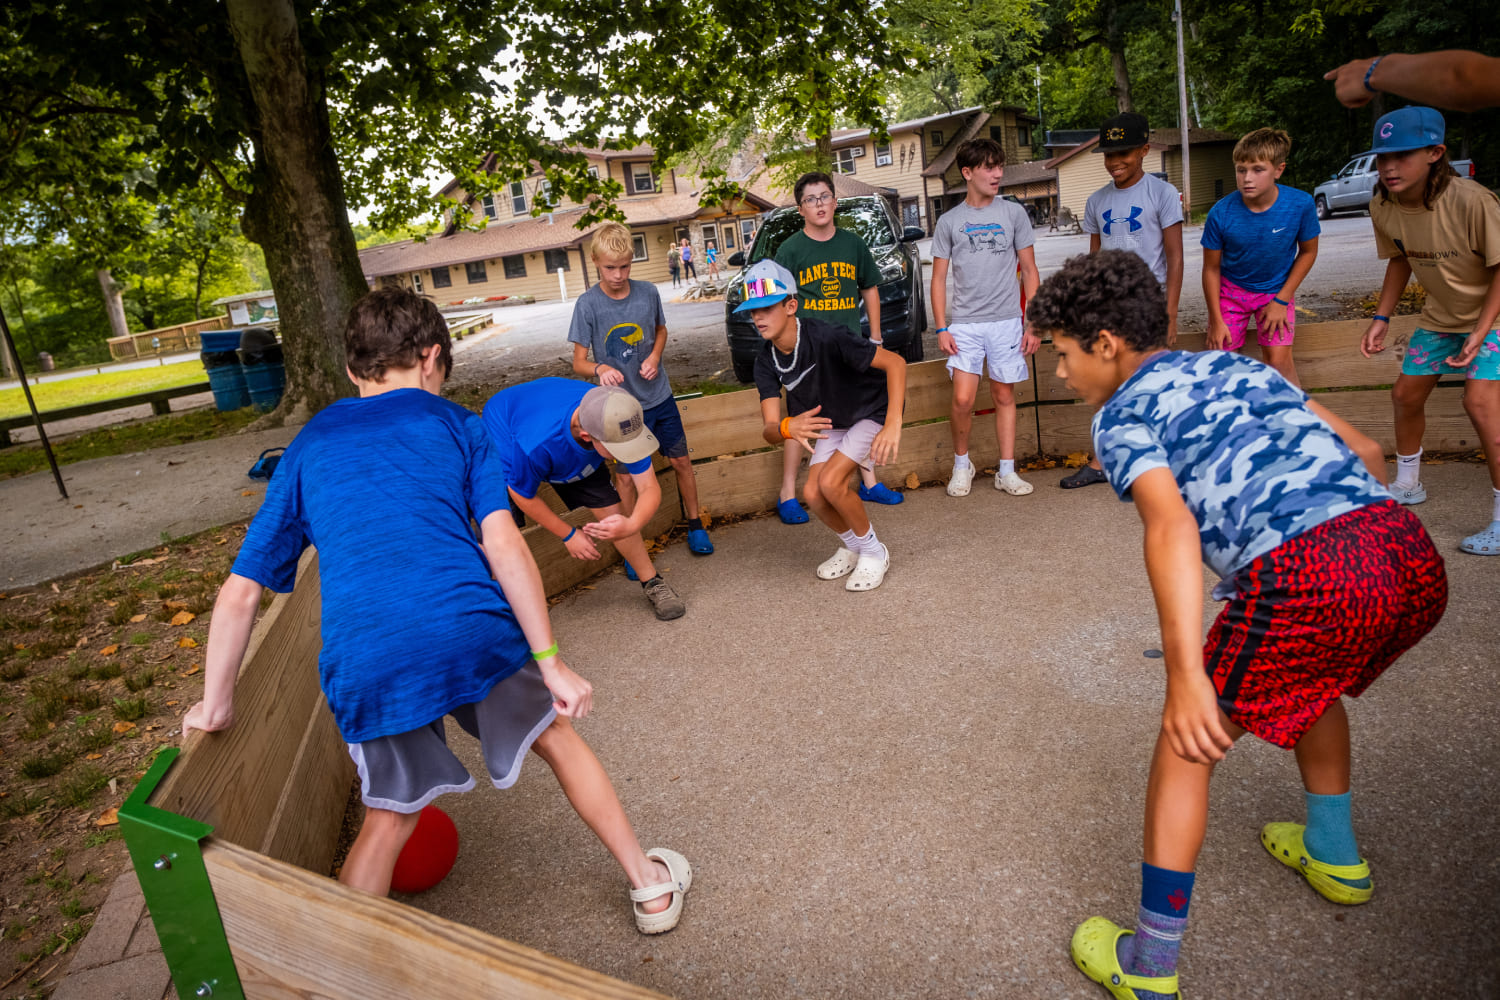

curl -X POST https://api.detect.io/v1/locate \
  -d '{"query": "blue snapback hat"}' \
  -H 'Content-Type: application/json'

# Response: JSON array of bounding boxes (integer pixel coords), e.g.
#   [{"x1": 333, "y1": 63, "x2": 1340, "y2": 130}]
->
[
  {"x1": 733, "y1": 259, "x2": 798, "y2": 313},
  {"x1": 1371, "y1": 107, "x2": 1446, "y2": 154}
]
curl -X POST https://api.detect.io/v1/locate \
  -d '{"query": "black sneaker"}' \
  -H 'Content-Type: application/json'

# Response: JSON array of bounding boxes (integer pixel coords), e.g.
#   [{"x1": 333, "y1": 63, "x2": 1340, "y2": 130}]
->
[
  {"x1": 642, "y1": 576, "x2": 686, "y2": 620},
  {"x1": 1059, "y1": 464, "x2": 1108, "y2": 489}
]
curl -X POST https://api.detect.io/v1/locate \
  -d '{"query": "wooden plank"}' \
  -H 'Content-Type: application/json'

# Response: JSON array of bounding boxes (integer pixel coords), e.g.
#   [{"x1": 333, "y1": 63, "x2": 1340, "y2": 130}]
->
[
  {"x1": 902, "y1": 358, "x2": 1036, "y2": 424},
  {"x1": 1034, "y1": 316, "x2": 1439, "y2": 402},
  {"x1": 1037, "y1": 403, "x2": 1096, "y2": 455},
  {"x1": 151, "y1": 551, "x2": 325, "y2": 850},
  {"x1": 524, "y1": 470, "x2": 681, "y2": 595},
  {"x1": 677, "y1": 388, "x2": 769, "y2": 458},
  {"x1": 691, "y1": 449, "x2": 784, "y2": 518},
  {"x1": 203, "y1": 840, "x2": 668, "y2": 1000},
  {"x1": 258, "y1": 693, "x2": 354, "y2": 873}
]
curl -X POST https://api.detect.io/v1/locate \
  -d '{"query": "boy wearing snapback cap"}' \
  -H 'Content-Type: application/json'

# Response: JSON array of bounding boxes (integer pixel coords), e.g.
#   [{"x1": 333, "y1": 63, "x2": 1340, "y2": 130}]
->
[
  {"x1": 1360, "y1": 105, "x2": 1500, "y2": 555},
  {"x1": 1063, "y1": 111, "x2": 1185, "y2": 490},
  {"x1": 482, "y1": 378, "x2": 688, "y2": 619},
  {"x1": 739, "y1": 259, "x2": 907, "y2": 591},
  {"x1": 185, "y1": 291, "x2": 692, "y2": 933}
]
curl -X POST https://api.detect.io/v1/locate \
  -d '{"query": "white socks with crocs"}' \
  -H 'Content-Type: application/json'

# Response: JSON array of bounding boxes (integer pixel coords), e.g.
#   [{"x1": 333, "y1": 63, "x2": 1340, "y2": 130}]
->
[{"x1": 1395, "y1": 450, "x2": 1422, "y2": 488}]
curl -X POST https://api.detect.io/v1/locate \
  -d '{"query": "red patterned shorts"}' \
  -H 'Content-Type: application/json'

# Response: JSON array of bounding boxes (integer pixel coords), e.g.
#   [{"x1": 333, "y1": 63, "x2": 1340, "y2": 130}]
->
[{"x1": 1206, "y1": 500, "x2": 1447, "y2": 749}]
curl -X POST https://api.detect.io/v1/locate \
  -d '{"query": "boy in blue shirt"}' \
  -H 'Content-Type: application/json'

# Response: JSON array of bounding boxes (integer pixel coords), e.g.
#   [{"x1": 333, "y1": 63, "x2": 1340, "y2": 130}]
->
[
  {"x1": 183, "y1": 290, "x2": 691, "y2": 933},
  {"x1": 1031, "y1": 252, "x2": 1446, "y2": 999},
  {"x1": 1202, "y1": 128, "x2": 1320, "y2": 386},
  {"x1": 569, "y1": 221, "x2": 712, "y2": 558},
  {"x1": 483, "y1": 378, "x2": 687, "y2": 621}
]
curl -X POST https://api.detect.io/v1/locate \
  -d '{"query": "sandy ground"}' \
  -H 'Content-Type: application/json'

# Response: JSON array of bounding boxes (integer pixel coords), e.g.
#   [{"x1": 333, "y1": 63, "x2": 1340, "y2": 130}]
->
[{"x1": 404, "y1": 463, "x2": 1498, "y2": 1000}]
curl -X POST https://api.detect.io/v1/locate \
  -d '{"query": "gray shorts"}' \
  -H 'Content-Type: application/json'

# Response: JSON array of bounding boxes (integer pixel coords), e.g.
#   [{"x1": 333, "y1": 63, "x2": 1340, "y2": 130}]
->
[{"x1": 346, "y1": 664, "x2": 557, "y2": 814}]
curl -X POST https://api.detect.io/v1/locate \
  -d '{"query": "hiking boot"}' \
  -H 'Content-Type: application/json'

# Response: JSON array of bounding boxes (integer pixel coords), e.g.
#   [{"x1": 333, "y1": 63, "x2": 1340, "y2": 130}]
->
[{"x1": 642, "y1": 576, "x2": 686, "y2": 620}]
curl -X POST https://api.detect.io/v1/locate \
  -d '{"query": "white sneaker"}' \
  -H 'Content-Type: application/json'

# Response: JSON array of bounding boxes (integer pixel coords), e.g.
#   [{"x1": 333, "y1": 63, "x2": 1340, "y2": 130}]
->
[
  {"x1": 1387, "y1": 481, "x2": 1427, "y2": 505},
  {"x1": 994, "y1": 471, "x2": 1034, "y2": 496},
  {"x1": 947, "y1": 462, "x2": 974, "y2": 497}
]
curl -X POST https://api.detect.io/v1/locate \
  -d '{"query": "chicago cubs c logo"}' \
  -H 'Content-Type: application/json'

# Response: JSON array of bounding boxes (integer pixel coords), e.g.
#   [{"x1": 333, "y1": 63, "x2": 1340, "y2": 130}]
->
[{"x1": 1380, "y1": 122, "x2": 1394, "y2": 138}]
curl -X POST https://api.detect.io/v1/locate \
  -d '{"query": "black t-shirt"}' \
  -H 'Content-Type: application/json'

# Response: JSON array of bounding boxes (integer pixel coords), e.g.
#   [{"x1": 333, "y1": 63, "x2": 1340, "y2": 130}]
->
[{"x1": 753, "y1": 316, "x2": 887, "y2": 426}]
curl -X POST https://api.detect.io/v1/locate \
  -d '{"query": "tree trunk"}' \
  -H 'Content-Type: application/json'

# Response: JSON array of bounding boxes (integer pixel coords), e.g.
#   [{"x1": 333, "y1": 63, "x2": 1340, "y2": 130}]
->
[
  {"x1": 225, "y1": 0, "x2": 365, "y2": 424},
  {"x1": 193, "y1": 252, "x2": 207, "y2": 320},
  {"x1": 96, "y1": 268, "x2": 129, "y2": 339},
  {"x1": 1107, "y1": 3, "x2": 1134, "y2": 113}
]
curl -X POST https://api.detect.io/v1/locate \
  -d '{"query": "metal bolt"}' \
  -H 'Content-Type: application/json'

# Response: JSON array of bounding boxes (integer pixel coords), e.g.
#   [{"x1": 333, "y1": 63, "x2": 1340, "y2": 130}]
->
[
  {"x1": 195, "y1": 983, "x2": 213, "y2": 998},
  {"x1": 153, "y1": 855, "x2": 172, "y2": 871}
]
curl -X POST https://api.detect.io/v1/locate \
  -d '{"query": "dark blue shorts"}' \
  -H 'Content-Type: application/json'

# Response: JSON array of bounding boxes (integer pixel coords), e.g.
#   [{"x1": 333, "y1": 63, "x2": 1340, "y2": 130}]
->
[{"x1": 641, "y1": 396, "x2": 689, "y2": 459}]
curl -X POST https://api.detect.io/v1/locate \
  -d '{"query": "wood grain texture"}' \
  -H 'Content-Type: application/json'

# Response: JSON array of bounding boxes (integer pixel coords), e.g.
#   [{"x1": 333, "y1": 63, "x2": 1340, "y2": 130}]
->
[
  {"x1": 524, "y1": 470, "x2": 681, "y2": 594},
  {"x1": 203, "y1": 840, "x2": 668, "y2": 1000},
  {"x1": 151, "y1": 550, "x2": 325, "y2": 848},
  {"x1": 257, "y1": 693, "x2": 353, "y2": 872},
  {"x1": 677, "y1": 388, "x2": 772, "y2": 458},
  {"x1": 902, "y1": 358, "x2": 1036, "y2": 423}
]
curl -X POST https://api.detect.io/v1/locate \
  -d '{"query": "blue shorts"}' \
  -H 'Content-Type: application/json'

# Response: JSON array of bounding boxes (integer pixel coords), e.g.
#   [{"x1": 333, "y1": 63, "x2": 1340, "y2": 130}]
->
[
  {"x1": 641, "y1": 396, "x2": 689, "y2": 458},
  {"x1": 1401, "y1": 328, "x2": 1500, "y2": 381}
]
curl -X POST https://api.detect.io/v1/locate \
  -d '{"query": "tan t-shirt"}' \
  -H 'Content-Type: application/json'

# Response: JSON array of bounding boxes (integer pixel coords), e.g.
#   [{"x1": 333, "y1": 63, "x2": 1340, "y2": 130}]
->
[{"x1": 1371, "y1": 177, "x2": 1500, "y2": 333}]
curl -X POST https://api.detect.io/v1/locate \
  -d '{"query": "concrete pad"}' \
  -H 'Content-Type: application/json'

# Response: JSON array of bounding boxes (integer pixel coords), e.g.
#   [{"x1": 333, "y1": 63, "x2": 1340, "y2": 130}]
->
[
  {"x1": 64, "y1": 872, "x2": 146, "y2": 973},
  {"x1": 408, "y1": 463, "x2": 1498, "y2": 999},
  {"x1": 0, "y1": 426, "x2": 297, "y2": 587},
  {"x1": 49, "y1": 950, "x2": 173, "y2": 1000}
]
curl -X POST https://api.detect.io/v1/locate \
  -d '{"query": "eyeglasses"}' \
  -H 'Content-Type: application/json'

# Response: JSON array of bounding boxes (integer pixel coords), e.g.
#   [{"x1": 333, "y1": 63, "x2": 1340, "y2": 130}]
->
[{"x1": 799, "y1": 193, "x2": 834, "y2": 206}]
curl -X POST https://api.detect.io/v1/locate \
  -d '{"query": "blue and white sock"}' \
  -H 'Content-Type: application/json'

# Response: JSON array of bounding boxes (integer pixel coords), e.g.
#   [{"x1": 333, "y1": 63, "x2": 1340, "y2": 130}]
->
[
  {"x1": 1304, "y1": 790, "x2": 1370, "y2": 888},
  {"x1": 1116, "y1": 863, "x2": 1194, "y2": 1000}
]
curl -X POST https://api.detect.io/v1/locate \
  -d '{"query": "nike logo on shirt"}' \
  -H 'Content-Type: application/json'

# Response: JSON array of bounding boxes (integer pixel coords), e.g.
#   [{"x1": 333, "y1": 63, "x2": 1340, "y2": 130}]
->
[
  {"x1": 782, "y1": 365, "x2": 816, "y2": 392},
  {"x1": 1272, "y1": 227, "x2": 1287, "y2": 233}
]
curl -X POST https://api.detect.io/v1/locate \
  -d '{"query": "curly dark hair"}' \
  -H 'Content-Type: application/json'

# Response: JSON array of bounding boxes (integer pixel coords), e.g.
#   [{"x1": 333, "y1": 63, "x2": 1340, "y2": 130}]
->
[
  {"x1": 1026, "y1": 250, "x2": 1167, "y2": 352},
  {"x1": 344, "y1": 288, "x2": 453, "y2": 382}
]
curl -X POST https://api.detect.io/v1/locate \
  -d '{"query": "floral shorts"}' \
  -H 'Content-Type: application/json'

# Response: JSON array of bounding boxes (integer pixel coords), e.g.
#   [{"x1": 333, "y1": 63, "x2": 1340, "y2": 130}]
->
[{"x1": 1401, "y1": 327, "x2": 1500, "y2": 380}]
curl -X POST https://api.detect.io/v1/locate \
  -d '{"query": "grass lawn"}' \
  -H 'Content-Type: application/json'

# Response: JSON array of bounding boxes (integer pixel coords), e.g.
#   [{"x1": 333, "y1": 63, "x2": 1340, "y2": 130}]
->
[
  {"x1": 0, "y1": 362, "x2": 208, "y2": 420},
  {"x1": 0, "y1": 408, "x2": 259, "y2": 480}
]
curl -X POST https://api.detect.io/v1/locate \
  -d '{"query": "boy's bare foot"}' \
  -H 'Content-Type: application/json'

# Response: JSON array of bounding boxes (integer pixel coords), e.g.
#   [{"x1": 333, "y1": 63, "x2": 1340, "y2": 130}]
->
[{"x1": 636, "y1": 859, "x2": 673, "y2": 914}]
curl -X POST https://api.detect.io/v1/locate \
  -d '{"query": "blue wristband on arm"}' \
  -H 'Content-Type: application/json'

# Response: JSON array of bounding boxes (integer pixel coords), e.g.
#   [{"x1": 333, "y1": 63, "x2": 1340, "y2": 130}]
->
[
  {"x1": 1363, "y1": 55, "x2": 1385, "y2": 94},
  {"x1": 936, "y1": 326, "x2": 949, "y2": 334},
  {"x1": 1272, "y1": 296, "x2": 1289, "y2": 306},
  {"x1": 1373, "y1": 314, "x2": 1390, "y2": 323},
  {"x1": 563, "y1": 526, "x2": 576, "y2": 543}
]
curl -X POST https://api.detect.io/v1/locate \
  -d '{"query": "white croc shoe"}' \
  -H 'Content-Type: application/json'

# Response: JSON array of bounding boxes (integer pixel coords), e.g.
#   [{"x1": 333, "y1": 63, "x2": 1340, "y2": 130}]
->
[
  {"x1": 947, "y1": 462, "x2": 974, "y2": 497},
  {"x1": 631, "y1": 847, "x2": 692, "y2": 935},
  {"x1": 1387, "y1": 481, "x2": 1427, "y2": 505},
  {"x1": 817, "y1": 547, "x2": 859, "y2": 580},
  {"x1": 994, "y1": 471, "x2": 1034, "y2": 496},
  {"x1": 845, "y1": 551, "x2": 890, "y2": 592}
]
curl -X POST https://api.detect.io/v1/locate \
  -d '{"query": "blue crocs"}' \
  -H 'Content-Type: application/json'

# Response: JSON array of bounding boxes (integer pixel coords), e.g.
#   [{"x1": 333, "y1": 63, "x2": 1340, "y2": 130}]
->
[
  {"x1": 1459, "y1": 521, "x2": 1500, "y2": 556},
  {"x1": 623, "y1": 562, "x2": 639, "y2": 581},
  {"x1": 858, "y1": 482, "x2": 905, "y2": 505},
  {"x1": 687, "y1": 528, "x2": 714, "y2": 555},
  {"x1": 777, "y1": 497, "x2": 810, "y2": 524}
]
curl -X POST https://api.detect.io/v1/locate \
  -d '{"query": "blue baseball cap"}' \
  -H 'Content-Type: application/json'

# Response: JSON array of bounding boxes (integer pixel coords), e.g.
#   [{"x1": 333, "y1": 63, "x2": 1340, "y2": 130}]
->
[
  {"x1": 1371, "y1": 107, "x2": 1446, "y2": 154},
  {"x1": 732, "y1": 259, "x2": 798, "y2": 313}
]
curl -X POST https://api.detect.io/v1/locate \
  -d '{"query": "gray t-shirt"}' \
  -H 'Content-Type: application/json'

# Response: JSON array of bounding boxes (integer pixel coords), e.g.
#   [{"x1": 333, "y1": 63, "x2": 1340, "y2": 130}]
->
[
  {"x1": 1082, "y1": 173, "x2": 1184, "y2": 285},
  {"x1": 930, "y1": 198, "x2": 1035, "y2": 323},
  {"x1": 566, "y1": 280, "x2": 672, "y2": 409}
]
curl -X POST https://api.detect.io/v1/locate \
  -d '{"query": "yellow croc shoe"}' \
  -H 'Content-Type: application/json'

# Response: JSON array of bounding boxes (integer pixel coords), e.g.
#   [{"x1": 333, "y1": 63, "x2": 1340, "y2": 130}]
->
[
  {"x1": 1261, "y1": 822, "x2": 1373, "y2": 905},
  {"x1": 1070, "y1": 917, "x2": 1181, "y2": 999}
]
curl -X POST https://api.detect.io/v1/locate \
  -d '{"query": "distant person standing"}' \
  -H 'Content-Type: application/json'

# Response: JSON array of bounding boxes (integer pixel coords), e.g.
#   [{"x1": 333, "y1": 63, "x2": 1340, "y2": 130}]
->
[
  {"x1": 679, "y1": 239, "x2": 697, "y2": 284},
  {"x1": 667, "y1": 243, "x2": 682, "y2": 287},
  {"x1": 705, "y1": 243, "x2": 720, "y2": 280},
  {"x1": 1325, "y1": 51, "x2": 1500, "y2": 112}
]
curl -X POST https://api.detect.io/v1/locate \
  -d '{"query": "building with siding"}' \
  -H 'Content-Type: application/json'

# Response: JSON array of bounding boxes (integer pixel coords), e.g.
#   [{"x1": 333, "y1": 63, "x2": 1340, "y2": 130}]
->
[{"x1": 1048, "y1": 127, "x2": 1238, "y2": 222}]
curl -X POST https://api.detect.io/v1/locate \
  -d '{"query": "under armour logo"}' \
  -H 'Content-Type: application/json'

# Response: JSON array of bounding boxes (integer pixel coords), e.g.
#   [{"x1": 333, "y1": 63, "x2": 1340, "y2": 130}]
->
[
  {"x1": 1380, "y1": 122, "x2": 1394, "y2": 139},
  {"x1": 1102, "y1": 206, "x2": 1143, "y2": 234}
]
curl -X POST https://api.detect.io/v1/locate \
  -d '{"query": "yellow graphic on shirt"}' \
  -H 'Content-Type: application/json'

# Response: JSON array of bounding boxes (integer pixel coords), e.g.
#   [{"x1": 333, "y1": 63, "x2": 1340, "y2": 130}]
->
[
  {"x1": 605, "y1": 322, "x2": 646, "y2": 363},
  {"x1": 796, "y1": 261, "x2": 859, "y2": 313}
]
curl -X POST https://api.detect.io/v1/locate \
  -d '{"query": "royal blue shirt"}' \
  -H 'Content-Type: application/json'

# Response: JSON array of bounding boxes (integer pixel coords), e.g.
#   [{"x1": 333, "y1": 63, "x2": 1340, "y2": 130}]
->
[
  {"x1": 1201, "y1": 185, "x2": 1320, "y2": 293},
  {"x1": 1092, "y1": 351, "x2": 1388, "y2": 599},
  {"x1": 481, "y1": 378, "x2": 651, "y2": 499},
  {"x1": 231, "y1": 389, "x2": 529, "y2": 743}
]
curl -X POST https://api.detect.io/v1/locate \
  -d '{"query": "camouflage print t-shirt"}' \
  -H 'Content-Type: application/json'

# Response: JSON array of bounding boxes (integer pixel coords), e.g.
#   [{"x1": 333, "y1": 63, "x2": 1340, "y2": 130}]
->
[{"x1": 1091, "y1": 351, "x2": 1390, "y2": 599}]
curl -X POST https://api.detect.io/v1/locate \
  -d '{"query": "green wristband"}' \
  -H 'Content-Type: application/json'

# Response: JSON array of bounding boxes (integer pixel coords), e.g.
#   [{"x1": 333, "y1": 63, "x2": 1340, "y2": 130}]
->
[{"x1": 531, "y1": 642, "x2": 559, "y2": 662}]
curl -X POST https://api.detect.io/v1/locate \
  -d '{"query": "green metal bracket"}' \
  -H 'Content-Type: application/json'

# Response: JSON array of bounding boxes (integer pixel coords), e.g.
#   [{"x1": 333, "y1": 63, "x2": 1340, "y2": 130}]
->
[{"x1": 119, "y1": 747, "x2": 245, "y2": 1000}]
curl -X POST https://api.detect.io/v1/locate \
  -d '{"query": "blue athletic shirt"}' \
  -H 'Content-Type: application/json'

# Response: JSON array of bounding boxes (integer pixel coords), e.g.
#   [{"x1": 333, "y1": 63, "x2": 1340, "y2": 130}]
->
[
  {"x1": 481, "y1": 378, "x2": 652, "y2": 499},
  {"x1": 1200, "y1": 185, "x2": 1320, "y2": 293},
  {"x1": 230, "y1": 389, "x2": 528, "y2": 743},
  {"x1": 1091, "y1": 351, "x2": 1389, "y2": 599}
]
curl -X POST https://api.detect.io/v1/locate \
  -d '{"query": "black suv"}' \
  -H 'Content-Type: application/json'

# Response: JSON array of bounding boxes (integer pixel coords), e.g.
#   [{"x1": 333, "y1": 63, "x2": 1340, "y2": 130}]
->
[{"x1": 724, "y1": 196, "x2": 926, "y2": 382}]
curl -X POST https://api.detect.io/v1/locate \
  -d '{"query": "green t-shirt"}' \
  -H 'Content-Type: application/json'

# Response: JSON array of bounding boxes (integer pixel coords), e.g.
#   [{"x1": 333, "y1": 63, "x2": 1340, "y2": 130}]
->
[{"x1": 774, "y1": 229, "x2": 880, "y2": 337}]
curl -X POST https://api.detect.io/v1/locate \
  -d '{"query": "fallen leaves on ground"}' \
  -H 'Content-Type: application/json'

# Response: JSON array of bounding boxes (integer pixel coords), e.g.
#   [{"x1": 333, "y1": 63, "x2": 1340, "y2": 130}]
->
[
  {"x1": 240, "y1": 489, "x2": 255, "y2": 497},
  {"x1": 177, "y1": 636, "x2": 198, "y2": 648},
  {"x1": 182, "y1": 664, "x2": 201, "y2": 677},
  {"x1": 112, "y1": 721, "x2": 136, "y2": 735},
  {"x1": 904, "y1": 472, "x2": 920, "y2": 489},
  {"x1": 164, "y1": 599, "x2": 189, "y2": 611},
  {"x1": 169, "y1": 611, "x2": 196, "y2": 626},
  {"x1": 129, "y1": 613, "x2": 147, "y2": 623},
  {"x1": 95, "y1": 808, "x2": 119, "y2": 827},
  {"x1": 99, "y1": 644, "x2": 119, "y2": 656},
  {"x1": 1063, "y1": 451, "x2": 1090, "y2": 468}
]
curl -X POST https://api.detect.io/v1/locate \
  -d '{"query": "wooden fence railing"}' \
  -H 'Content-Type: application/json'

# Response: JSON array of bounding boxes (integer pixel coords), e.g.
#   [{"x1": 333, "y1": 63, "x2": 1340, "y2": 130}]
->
[{"x1": 107, "y1": 316, "x2": 229, "y2": 360}]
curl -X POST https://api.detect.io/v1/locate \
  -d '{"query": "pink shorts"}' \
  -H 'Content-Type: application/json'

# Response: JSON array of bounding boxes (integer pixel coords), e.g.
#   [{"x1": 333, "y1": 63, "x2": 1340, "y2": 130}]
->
[{"x1": 1220, "y1": 278, "x2": 1295, "y2": 350}]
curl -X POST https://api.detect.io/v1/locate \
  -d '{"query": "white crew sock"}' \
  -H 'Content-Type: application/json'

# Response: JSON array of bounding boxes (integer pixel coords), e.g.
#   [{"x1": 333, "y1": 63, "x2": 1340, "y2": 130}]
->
[
  {"x1": 853, "y1": 528, "x2": 887, "y2": 562},
  {"x1": 1491, "y1": 488, "x2": 1500, "y2": 524},
  {"x1": 998, "y1": 459, "x2": 1016, "y2": 477},
  {"x1": 1395, "y1": 450, "x2": 1422, "y2": 488},
  {"x1": 954, "y1": 451, "x2": 971, "y2": 469},
  {"x1": 837, "y1": 529, "x2": 859, "y2": 552}
]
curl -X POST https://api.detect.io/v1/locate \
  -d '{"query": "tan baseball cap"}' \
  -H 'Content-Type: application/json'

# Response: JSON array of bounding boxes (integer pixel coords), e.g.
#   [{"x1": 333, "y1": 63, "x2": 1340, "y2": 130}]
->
[{"x1": 577, "y1": 386, "x2": 659, "y2": 465}]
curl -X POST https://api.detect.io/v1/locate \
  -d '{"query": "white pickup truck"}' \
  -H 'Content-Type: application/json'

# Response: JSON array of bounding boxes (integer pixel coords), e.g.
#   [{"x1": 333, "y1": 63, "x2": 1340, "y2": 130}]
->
[{"x1": 1314, "y1": 153, "x2": 1478, "y2": 219}]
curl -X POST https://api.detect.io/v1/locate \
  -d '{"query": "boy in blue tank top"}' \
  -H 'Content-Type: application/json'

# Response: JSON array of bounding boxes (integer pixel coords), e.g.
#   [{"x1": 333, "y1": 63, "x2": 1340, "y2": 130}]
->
[{"x1": 183, "y1": 289, "x2": 691, "y2": 934}]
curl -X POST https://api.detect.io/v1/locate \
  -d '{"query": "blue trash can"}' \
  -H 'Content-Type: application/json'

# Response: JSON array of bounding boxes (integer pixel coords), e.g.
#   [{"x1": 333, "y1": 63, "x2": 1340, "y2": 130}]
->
[
  {"x1": 200, "y1": 330, "x2": 250, "y2": 411},
  {"x1": 237, "y1": 328, "x2": 285, "y2": 412}
]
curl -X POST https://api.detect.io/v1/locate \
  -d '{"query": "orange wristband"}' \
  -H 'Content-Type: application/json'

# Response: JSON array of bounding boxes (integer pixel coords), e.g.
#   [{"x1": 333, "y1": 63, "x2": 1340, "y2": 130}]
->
[{"x1": 779, "y1": 417, "x2": 792, "y2": 440}]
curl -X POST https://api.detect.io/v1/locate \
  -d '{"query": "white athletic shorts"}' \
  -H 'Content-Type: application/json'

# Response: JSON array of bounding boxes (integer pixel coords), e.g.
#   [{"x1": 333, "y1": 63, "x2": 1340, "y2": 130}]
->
[
  {"x1": 809, "y1": 418, "x2": 882, "y2": 471},
  {"x1": 945, "y1": 318, "x2": 1029, "y2": 384}
]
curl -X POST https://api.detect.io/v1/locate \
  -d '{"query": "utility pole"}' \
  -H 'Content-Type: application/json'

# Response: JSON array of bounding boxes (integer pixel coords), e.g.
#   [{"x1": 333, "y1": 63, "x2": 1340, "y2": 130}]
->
[{"x1": 1173, "y1": 0, "x2": 1192, "y2": 218}]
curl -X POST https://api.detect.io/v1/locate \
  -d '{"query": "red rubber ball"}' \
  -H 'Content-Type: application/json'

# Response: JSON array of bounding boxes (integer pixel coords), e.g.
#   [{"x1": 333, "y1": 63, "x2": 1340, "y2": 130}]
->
[{"x1": 390, "y1": 805, "x2": 459, "y2": 894}]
